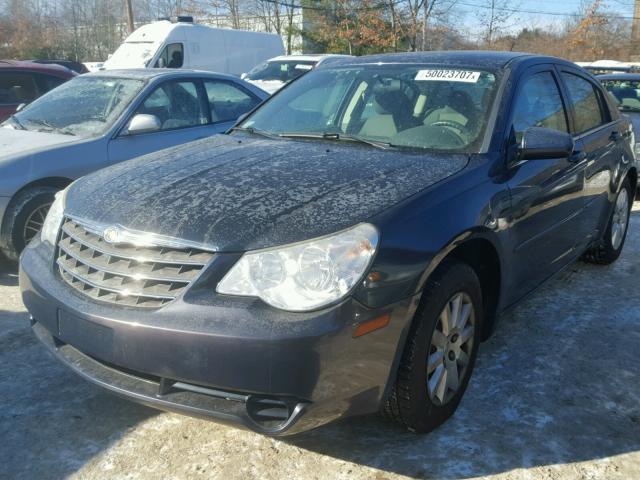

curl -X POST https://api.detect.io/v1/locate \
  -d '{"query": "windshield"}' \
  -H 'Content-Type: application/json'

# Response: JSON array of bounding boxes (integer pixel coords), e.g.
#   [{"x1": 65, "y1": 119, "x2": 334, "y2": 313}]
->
[
  {"x1": 105, "y1": 41, "x2": 158, "y2": 68},
  {"x1": 241, "y1": 64, "x2": 499, "y2": 152},
  {"x1": 246, "y1": 60, "x2": 316, "y2": 82},
  {"x1": 7, "y1": 76, "x2": 144, "y2": 137},
  {"x1": 600, "y1": 79, "x2": 640, "y2": 112}
]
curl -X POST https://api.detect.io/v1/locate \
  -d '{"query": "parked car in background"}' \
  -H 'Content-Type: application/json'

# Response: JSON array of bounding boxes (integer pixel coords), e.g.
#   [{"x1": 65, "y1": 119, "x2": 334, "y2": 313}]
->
[
  {"x1": 577, "y1": 59, "x2": 639, "y2": 75},
  {"x1": 0, "y1": 60, "x2": 75, "y2": 123},
  {"x1": 242, "y1": 54, "x2": 351, "y2": 94},
  {"x1": 598, "y1": 73, "x2": 640, "y2": 160},
  {"x1": 103, "y1": 16, "x2": 284, "y2": 76},
  {"x1": 0, "y1": 69, "x2": 267, "y2": 260},
  {"x1": 83, "y1": 62, "x2": 105, "y2": 73},
  {"x1": 20, "y1": 52, "x2": 636, "y2": 436},
  {"x1": 30, "y1": 59, "x2": 89, "y2": 75}
]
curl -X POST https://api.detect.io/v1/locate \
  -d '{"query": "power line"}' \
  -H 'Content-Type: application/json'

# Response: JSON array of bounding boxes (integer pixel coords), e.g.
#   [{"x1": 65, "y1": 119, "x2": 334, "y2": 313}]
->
[
  {"x1": 257, "y1": 0, "x2": 640, "y2": 21},
  {"x1": 451, "y1": 0, "x2": 639, "y2": 20},
  {"x1": 258, "y1": 0, "x2": 408, "y2": 11}
]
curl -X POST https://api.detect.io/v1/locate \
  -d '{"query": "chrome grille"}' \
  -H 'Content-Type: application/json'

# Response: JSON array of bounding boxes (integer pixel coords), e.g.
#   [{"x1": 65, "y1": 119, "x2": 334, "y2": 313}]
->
[{"x1": 56, "y1": 217, "x2": 214, "y2": 308}]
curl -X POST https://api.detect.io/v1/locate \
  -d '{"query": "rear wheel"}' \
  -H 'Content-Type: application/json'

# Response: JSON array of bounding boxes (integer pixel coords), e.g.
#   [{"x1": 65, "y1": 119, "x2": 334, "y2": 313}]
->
[
  {"x1": 0, "y1": 186, "x2": 58, "y2": 262},
  {"x1": 384, "y1": 259, "x2": 482, "y2": 433},
  {"x1": 583, "y1": 179, "x2": 632, "y2": 265}
]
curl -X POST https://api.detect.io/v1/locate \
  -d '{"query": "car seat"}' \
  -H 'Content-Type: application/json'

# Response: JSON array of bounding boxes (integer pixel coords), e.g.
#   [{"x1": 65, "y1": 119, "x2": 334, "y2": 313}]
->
[{"x1": 359, "y1": 88, "x2": 415, "y2": 138}]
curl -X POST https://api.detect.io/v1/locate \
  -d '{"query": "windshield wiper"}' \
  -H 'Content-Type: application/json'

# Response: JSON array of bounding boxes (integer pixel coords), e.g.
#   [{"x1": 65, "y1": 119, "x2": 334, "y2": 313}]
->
[
  {"x1": 25, "y1": 118, "x2": 75, "y2": 135},
  {"x1": 7, "y1": 115, "x2": 26, "y2": 130},
  {"x1": 278, "y1": 132, "x2": 394, "y2": 149},
  {"x1": 229, "y1": 126, "x2": 278, "y2": 139}
]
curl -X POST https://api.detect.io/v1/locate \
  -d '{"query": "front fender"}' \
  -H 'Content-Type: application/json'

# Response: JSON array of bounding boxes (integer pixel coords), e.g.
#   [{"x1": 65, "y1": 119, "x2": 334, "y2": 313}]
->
[{"x1": 354, "y1": 157, "x2": 510, "y2": 310}]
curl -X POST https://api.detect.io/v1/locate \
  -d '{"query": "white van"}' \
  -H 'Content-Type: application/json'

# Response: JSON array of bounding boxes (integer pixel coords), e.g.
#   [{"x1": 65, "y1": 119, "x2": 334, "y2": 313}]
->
[{"x1": 103, "y1": 16, "x2": 285, "y2": 76}]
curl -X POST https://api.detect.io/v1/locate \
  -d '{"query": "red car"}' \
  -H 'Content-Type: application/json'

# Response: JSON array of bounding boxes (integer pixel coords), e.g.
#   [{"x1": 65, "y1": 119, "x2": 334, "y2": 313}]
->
[{"x1": 0, "y1": 60, "x2": 76, "y2": 123}]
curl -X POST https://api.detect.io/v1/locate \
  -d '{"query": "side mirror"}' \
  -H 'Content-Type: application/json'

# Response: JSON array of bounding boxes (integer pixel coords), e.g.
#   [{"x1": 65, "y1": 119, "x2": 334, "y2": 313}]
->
[
  {"x1": 16, "y1": 103, "x2": 26, "y2": 112},
  {"x1": 518, "y1": 127, "x2": 574, "y2": 160},
  {"x1": 124, "y1": 114, "x2": 161, "y2": 135},
  {"x1": 240, "y1": 73, "x2": 247, "y2": 80},
  {"x1": 157, "y1": 57, "x2": 166, "y2": 68}
]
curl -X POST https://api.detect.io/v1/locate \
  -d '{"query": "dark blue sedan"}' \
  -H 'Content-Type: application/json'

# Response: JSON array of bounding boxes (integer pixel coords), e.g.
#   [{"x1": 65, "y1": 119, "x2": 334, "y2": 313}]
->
[{"x1": 20, "y1": 52, "x2": 637, "y2": 436}]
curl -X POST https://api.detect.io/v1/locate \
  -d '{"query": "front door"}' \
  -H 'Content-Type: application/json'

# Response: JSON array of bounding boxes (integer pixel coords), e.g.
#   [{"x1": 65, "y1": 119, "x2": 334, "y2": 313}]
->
[
  {"x1": 108, "y1": 79, "x2": 217, "y2": 163},
  {"x1": 504, "y1": 66, "x2": 587, "y2": 304}
]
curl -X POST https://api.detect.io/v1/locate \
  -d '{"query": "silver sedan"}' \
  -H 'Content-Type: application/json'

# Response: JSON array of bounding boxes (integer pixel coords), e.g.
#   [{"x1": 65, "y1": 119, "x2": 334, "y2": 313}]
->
[{"x1": 0, "y1": 69, "x2": 267, "y2": 260}]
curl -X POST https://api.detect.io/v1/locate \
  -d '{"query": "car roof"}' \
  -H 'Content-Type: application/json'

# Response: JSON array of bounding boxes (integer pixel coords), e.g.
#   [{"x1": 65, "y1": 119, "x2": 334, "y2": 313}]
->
[
  {"x1": 320, "y1": 51, "x2": 572, "y2": 70},
  {"x1": 267, "y1": 54, "x2": 351, "y2": 63},
  {"x1": 85, "y1": 68, "x2": 245, "y2": 83},
  {"x1": 0, "y1": 59, "x2": 76, "y2": 77},
  {"x1": 597, "y1": 73, "x2": 640, "y2": 81}
]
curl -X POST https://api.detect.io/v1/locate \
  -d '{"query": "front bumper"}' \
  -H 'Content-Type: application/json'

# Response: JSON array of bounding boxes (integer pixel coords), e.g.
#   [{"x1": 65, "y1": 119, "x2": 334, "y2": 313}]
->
[{"x1": 20, "y1": 240, "x2": 420, "y2": 435}]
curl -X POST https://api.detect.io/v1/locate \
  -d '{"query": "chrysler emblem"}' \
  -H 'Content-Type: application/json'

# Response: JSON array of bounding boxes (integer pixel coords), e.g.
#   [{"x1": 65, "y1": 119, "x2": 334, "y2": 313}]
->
[{"x1": 103, "y1": 226, "x2": 121, "y2": 244}]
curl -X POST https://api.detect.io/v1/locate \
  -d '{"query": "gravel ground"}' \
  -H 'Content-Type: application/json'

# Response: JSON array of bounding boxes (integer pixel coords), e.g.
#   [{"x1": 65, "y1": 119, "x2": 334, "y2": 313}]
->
[{"x1": 1, "y1": 202, "x2": 639, "y2": 480}]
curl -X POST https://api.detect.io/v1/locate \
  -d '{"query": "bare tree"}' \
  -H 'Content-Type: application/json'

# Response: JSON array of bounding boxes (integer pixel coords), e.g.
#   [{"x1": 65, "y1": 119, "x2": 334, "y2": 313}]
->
[{"x1": 475, "y1": 0, "x2": 518, "y2": 48}]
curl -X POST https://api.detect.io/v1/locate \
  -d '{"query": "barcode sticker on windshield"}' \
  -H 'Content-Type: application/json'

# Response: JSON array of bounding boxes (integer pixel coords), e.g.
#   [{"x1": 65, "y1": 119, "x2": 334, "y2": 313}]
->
[{"x1": 415, "y1": 69, "x2": 481, "y2": 83}]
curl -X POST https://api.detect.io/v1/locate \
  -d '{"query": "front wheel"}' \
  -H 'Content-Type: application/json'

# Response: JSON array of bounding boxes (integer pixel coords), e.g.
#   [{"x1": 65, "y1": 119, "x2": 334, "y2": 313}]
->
[
  {"x1": 583, "y1": 179, "x2": 632, "y2": 265},
  {"x1": 383, "y1": 259, "x2": 482, "y2": 433},
  {"x1": 0, "y1": 186, "x2": 58, "y2": 262}
]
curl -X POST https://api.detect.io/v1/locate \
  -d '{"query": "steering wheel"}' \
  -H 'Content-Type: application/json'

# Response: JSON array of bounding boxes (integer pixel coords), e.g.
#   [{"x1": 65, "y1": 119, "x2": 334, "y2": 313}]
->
[
  {"x1": 428, "y1": 120, "x2": 467, "y2": 145},
  {"x1": 430, "y1": 120, "x2": 466, "y2": 132}
]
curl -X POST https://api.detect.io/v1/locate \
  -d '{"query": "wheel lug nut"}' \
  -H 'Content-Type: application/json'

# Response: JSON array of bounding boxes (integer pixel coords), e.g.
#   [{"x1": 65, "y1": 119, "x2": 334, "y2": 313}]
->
[
  {"x1": 448, "y1": 351, "x2": 455, "y2": 361},
  {"x1": 450, "y1": 334, "x2": 458, "y2": 343}
]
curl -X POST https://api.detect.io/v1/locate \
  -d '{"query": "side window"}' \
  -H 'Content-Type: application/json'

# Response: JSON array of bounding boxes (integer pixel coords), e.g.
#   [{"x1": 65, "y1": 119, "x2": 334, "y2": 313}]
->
[
  {"x1": 204, "y1": 81, "x2": 260, "y2": 123},
  {"x1": 0, "y1": 73, "x2": 39, "y2": 105},
  {"x1": 34, "y1": 74, "x2": 66, "y2": 95},
  {"x1": 155, "y1": 43, "x2": 184, "y2": 68},
  {"x1": 134, "y1": 80, "x2": 206, "y2": 131},
  {"x1": 561, "y1": 72, "x2": 606, "y2": 133},
  {"x1": 511, "y1": 71, "x2": 568, "y2": 141}
]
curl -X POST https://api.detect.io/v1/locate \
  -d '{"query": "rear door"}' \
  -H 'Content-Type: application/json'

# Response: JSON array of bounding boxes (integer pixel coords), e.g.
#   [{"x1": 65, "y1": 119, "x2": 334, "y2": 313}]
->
[
  {"x1": 107, "y1": 78, "x2": 217, "y2": 163},
  {"x1": 504, "y1": 65, "x2": 587, "y2": 303},
  {"x1": 558, "y1": 67, "x2": 624, "y2": 237}
]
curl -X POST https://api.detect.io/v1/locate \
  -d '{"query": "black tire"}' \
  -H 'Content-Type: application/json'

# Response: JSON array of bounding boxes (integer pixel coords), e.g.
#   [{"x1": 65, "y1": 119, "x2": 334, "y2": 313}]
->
[
  {"x1": 582, "y1": 179, "x2": 632, "y2": 265},
  {"x1": 0, "y1": 186, "x2": 58, "y2": 262},
  {"x1": 383, "y1": 259, "x2": 483, "y2": 433}
]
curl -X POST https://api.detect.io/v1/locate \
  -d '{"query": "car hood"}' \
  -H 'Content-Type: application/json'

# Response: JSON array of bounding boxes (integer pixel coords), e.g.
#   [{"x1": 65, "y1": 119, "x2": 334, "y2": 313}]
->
[
  {"x1": 0, "y1": 127, "x2": 78, "y2": 159},
  {"x1": 67, "y1": 134, "x2": 468, "y2": 252}
]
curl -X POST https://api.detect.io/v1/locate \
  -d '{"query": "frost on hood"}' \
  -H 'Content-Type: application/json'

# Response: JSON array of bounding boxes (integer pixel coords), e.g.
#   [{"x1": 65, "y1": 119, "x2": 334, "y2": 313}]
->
[{"x1": 68, "y1": 134, "x2": 469, "y2": 251}]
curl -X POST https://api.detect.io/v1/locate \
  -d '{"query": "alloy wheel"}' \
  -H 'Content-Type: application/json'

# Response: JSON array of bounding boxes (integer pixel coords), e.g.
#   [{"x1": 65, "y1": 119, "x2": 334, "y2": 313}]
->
[
  {"x1": 23, "y1": 203, "x2": 52, "y2": 245},
  {"x1": 427, "y1": 292, "x2": 475, "y2": 406},
  {"x1": 611, "y1": 188, "x2": 629, "y2": 251}
]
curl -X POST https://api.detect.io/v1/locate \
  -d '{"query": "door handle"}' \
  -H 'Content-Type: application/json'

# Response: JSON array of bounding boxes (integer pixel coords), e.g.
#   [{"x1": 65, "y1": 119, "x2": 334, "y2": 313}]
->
[
  {"x1": 610, "y1": 131, "x2": 622, "y2": 141},
  {"x1": 568, "y1": 151, "x2": 587, "y2": 163}
]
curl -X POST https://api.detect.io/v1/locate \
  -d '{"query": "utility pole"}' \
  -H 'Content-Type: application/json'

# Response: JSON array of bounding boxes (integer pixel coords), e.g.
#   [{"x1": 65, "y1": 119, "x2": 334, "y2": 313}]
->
[
  {"x1": 124, "y1": 0, "x2": 135, "y2": 34},
  {"x1": 632, "y1": 0, "x2": 640, "y2": 60}
]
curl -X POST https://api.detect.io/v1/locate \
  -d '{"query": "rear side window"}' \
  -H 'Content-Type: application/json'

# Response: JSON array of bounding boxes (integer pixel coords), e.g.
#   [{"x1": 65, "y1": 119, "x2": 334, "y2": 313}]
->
[
  {"x1": 561, "y1": 73, "x2": 606, "y2": 134},
  {"x1": 34, "y1": 74, "x2": 66, "y2": 94},
  {"x1": 511, "y1": 71, "x2": 568, "y2": 141},
  {"x1": 204, "y1": 81, "x2": 260, "y2": 123},
  {"x1": 0, "y1": 72, "x2": 39, "y2": 105}
]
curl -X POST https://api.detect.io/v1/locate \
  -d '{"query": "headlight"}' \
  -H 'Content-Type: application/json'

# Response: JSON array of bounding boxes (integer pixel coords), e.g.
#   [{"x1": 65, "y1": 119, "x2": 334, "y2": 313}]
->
[
  {"x1": 217, "y1": 223, "x2": 379, "y2": 311},
  {"x1": 40, "y1": 189, "x2": 67, "y2": 245}
]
